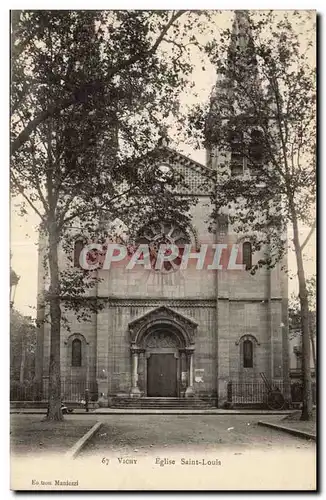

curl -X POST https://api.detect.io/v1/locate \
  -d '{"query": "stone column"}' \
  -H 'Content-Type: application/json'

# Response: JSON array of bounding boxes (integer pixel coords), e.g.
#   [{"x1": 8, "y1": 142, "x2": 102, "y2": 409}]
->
[
  {"x1": 86, "y1": 342, "x2": 90, "y2": 389},
  {"x1": 137, "y1": 349, "x2": 146, "y2": 394},
  {"x1": 96, "y1": 309, "x2": 110, "y2": 403},
  {"x1": 217, "y1": 299, "x2": 230, "y2": 407},
  {"x1": 185, "y1": 347, "x2": 195, "y2": 398},
  {"x1": 130, "y1": 347, "x2": 141, "y2": 397},
  {"x1": 179, "y1": 351, "x2": 186, "y2": 397}
]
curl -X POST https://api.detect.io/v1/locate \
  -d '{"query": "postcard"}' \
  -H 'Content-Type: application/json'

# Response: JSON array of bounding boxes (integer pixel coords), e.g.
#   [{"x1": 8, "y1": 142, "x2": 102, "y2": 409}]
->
[{"x1": 10, "y1": 9, "x2": 316, "y2": 491}]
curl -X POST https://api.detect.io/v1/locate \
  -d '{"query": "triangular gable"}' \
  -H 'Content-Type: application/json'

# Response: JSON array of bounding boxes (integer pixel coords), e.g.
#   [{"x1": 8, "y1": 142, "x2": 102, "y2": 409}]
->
[
  {"x1": 128, "y1": 305, "x2": 198, "y2": 329},
  {"x1": 160, "y1": 147, "x2": 215, "y2": 195}
]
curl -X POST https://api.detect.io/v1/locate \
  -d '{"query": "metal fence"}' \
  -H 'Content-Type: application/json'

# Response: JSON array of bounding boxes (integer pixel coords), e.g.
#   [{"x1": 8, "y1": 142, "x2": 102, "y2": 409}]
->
[
  {"x1": 42, "y1": 380, "x2": 87, "y2": 402},
  {"x1": 10, "y1": 380, "x2": 98, "y2": 402},
  {"x1": 10, "y1": 382, "x2": 35, "y2": 401},
  {"x1": 10, "y1": 379, "x2": 316, "y2": 406},
  {"x1": 228, "y1": 380, "x2": 289, "y2": 406},
  {"x1": 228, "y1": 380, "x2": 316, "y2": 406}
]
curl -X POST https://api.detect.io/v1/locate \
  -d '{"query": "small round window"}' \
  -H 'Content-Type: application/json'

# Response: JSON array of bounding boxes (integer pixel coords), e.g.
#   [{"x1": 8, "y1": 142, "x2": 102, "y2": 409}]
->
[{"x1": 157, "y1": 164, "x2": 172, "y2": 182}]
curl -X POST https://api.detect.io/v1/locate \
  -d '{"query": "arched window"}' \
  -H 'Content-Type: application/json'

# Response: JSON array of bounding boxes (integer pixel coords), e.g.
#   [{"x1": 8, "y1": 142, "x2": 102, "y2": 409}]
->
[
  {"x1": 243, "y1": 339, "x2": 253, "y2": 368},
  {"x1": 217, "y1": 214, "x2": 228, "y2": 237},
  {"x1": 72, "y1": 339, "x2": 82, "y2": 367},
  {"x1": 243, "y1": 241, "x2": 252, "y2": 270},
  {"x1": 74, "y1": 240, "x2": 84, "y2": 267}
]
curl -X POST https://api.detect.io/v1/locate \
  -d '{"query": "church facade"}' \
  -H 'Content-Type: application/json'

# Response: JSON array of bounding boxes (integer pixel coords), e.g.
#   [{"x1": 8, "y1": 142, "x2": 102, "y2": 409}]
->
[{"x1": 35, "y1": 12, "x2": 290, "y2": 408}]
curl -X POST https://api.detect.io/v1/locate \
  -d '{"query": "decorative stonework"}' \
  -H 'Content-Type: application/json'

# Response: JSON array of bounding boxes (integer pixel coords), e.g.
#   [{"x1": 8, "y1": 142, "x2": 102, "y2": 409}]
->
[
  {"x1": 129, "y1": 305, "x2": 197, "y2": 348},
  {"x1": 130, "y1": 347, "x2": 145, "y2": 355},
  {"x1": 145, "y1": 331, "x2": 179, "y2": 348},
  {"x1": 128, "y1": 305, "x2": 197, "y2": 398},
  {"x1": 107, "y1": 299, "x2": 216, "y2": 308},
  {"x1": 235, "y1": 334, "x2": 260, "y2": 346},
  {"x1": 60, "y1": 297, "x2": 283, "y2": 308},
  {"x1": 134, "y1": 221, "x2": 192, "y2": 274},
  {"x1": 64, "y1": 332, "x2": 89, "y2": 346},
  {"x1": 162, "y1": 147, "x2": 215, "y2": 196}
]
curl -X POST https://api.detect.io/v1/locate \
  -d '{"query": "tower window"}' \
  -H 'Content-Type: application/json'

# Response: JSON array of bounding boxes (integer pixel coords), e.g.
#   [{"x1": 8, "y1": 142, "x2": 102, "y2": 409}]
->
[
  {"x1": 218, "y1": 215, "x2": 228, "y2": 237},
  {"x1": 72, "y1": 339, "x2": 82, "y2": 367},
  {"x1": 243, "y1": 339, "x2": 253, "y2": 368},
  {"x1": 243, "y1": 241, "x2": 252, "y2": 270},
  {"x1": 230, "y1": 131, "x2": 245, "y2": 176},
  {"x1": 249, "y1": 129, "x2": 264, "y2": 169}
]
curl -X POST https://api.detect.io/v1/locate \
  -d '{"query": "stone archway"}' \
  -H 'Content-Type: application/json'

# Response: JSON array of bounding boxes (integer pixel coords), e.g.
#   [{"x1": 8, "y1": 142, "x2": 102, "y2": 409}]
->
[{"x1": 128, "y1": 306, "x2": 197, "y2": 398}]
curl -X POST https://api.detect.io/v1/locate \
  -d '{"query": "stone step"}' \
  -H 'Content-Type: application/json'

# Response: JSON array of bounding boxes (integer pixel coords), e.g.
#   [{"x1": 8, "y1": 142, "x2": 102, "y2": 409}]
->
[
  {"x1": 110, "y1": 406, "x2": 215, "y2": 409},
  {"x1": 115, "y1": 402, "x2": 213, "y2": 406},
  {"x1": 110, "y1": 399, "x2": 212, "y2": 402},
  {"x1": 109, "y1": 397, "x2": 216, "y2": 409}
]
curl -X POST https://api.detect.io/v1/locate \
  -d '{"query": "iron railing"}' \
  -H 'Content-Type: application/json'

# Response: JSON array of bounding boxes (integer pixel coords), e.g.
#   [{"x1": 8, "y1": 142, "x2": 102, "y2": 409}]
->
[
  {"x1": 42, "y1": 379, "x2": 86, "y2": 402},
  {"x1": 227, "y1": 380, "x2": 289, "y2": 406},
  {"x1": 10, "y1": 382, "x2": 35, "y2": 401},
  {"x1": 10, "y1": 380, "x2": 98, "y2": 402},
  {"x1": 10, "y1": 379, "x2": 316, "y2": 406}
]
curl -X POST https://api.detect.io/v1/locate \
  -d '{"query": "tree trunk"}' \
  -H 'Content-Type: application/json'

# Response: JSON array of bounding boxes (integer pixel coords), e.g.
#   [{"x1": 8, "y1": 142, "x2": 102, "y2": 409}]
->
[
  {"x1": 291, "y1": 210, "x2": 313, "y2": 420},
  {"x1": 19, "y1": 333, "x2": 26, "y2": 384},
  {"x1": 310, "y1": 329, "x2": 316, "y2": 373},
  {"x1": 46, "y1": 221, "x2": 63, "y2": 421}
]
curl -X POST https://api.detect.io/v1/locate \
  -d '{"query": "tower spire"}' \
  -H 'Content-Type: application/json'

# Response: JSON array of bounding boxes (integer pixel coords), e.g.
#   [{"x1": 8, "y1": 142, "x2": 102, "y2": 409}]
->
[
  {"x1": 230, "y1": 10, "x2": 252, "y2": 47},
  {"x1": 206, "y1": 10, "x2": 258, "y2": 169},
  {"x1": 228, "y1": 10, "x2": 257, "y2": 74}
]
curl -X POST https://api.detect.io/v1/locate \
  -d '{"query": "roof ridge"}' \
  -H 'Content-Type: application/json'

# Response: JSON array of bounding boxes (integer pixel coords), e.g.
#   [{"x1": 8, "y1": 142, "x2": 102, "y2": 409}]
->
[{"x1": 162, "y1": 146, "x2": 214, "y2": 173}]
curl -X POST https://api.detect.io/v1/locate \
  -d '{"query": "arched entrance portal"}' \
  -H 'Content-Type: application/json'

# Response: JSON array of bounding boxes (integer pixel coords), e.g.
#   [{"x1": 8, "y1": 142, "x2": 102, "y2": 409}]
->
[
  {"x1": 145, "y1": 329, "x2": 181, "y2": 397},
  {"x1": 128, "y1": 306, "x2": 197, "y2": 398}
]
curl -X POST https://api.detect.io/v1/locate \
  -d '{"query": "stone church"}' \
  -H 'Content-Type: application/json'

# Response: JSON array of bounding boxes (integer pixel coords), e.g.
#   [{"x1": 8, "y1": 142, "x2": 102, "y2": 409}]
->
[{"x1": 35, "y1": 11, "x2": 289, "y2": 408}]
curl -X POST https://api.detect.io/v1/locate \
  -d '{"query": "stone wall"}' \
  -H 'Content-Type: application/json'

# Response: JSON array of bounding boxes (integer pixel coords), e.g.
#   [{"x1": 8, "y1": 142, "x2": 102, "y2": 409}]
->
[{"x1": 35, "y1": 156, "x2": 289, "y2": 406}]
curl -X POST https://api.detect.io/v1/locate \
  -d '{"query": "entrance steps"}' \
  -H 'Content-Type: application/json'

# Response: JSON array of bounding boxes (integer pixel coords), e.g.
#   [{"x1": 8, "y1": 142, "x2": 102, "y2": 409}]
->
[{"x1": 109, "y1": 397, "x2": 216, "y2": 409}]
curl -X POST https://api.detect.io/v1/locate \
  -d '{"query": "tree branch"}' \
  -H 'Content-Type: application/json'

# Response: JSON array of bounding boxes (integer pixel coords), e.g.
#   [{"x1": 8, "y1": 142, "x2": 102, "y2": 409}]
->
[
  {"x1": 60, "y1": 185, "x2": 137, "y2": 229},
  {"x1": 11, "y1": 10, "x2": 186, "y2": 156},
  {"x1": 11, "y1": 171, "x2": 45, "y2": 221},
  {"x1": 29, "y1": 135, "x2": 50, "y2": 213}
]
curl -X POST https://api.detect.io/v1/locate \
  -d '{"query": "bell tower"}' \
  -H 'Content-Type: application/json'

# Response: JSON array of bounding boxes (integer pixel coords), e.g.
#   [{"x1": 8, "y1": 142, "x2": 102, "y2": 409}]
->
[{"x1": 206, "y1": 10, "x2": 258, "y2": 171}]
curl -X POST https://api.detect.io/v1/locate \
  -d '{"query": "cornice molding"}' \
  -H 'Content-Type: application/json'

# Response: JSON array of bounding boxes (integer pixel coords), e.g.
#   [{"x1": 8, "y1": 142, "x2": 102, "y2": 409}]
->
[
  {"x1": 59, "y1": 296, "x2": 284, "y2": 308},
  {"x1": 108, "y1": 299, "x2": 216, "y2": 308}
]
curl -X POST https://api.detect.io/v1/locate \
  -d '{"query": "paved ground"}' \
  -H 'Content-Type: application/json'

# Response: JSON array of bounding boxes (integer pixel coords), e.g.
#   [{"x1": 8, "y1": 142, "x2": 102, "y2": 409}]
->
[
  {"x1": 287, "y1": 420, "x2": 316, "y2": 432},
  {"x1": 279, "y1": 410, "x2": 317, "y2": 435},
  {"x1": 81, "y1": 414, "x2": 316, "y2": 457},
  {"x1": 10, "y1": 414, "x2": 316, "y2": 490},
  {"x1": 10, "y1": 414, "x2": 97, "y2": 456},
  {"x1": 10, "y1": 413, "x2": 316, "y2": 458}
]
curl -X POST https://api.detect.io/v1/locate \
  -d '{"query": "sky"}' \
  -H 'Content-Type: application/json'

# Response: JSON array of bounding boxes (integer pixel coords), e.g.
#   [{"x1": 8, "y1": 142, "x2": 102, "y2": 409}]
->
[{"x1": 10, "y1": 10, "x2": 316, "y2": 317}]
